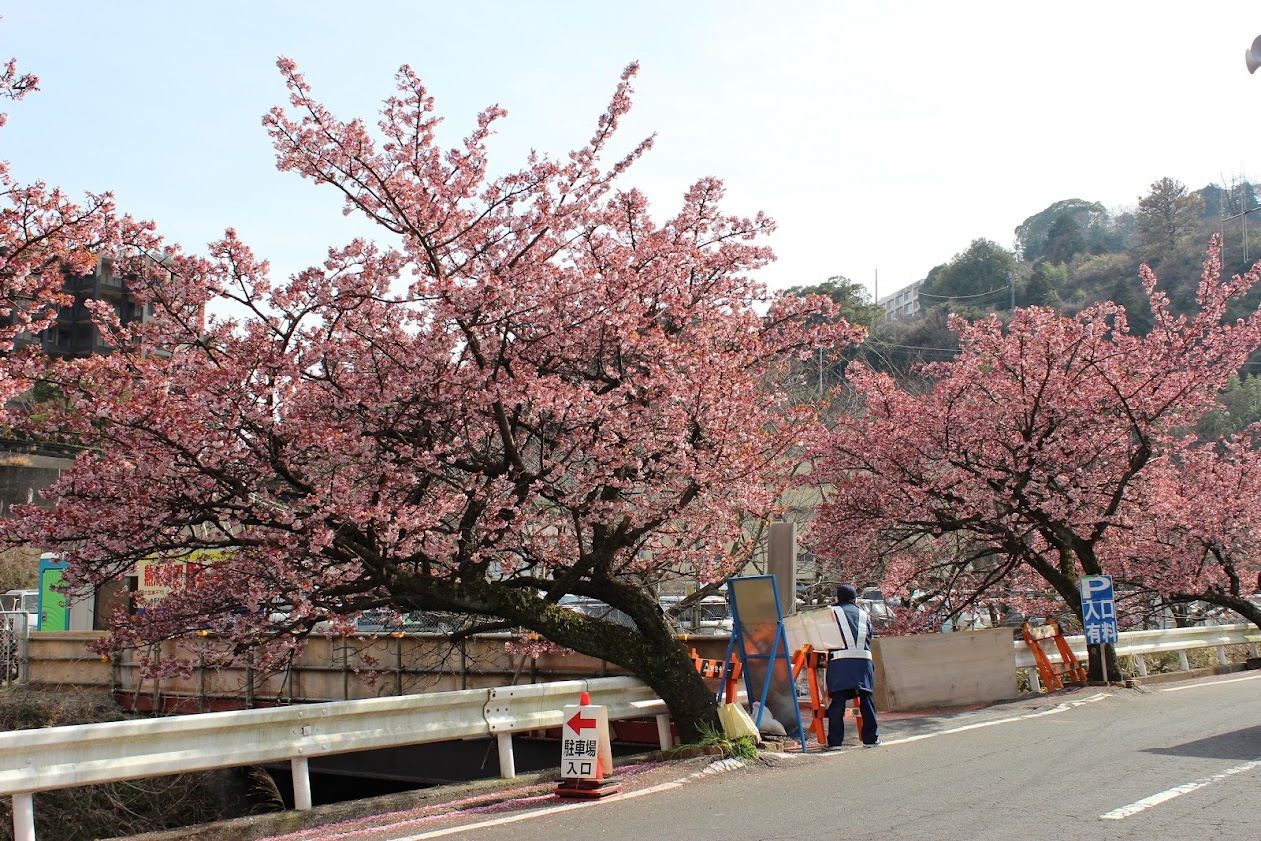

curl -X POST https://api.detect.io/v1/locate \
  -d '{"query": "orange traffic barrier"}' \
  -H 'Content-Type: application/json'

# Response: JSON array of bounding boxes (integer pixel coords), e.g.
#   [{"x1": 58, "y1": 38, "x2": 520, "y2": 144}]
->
[
  {"x1": 791, "y1": 645, "x2": 864, "y2": 746},
  {"x1": 1022, "y1": 622, "x2": 1087, "y2": 691},
  {"x1": 690, "y1": 648, "x2": 742, "y2": 703}
]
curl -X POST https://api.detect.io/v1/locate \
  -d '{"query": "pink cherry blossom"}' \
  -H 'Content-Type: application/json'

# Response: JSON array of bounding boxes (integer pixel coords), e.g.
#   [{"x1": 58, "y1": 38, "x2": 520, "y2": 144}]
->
[
  {"x1": 812, "y1": 237, "x2": 1261, "y2": 680},
  {"x1": 4, "y1": 58, "x2": 858, "y2": 740}
]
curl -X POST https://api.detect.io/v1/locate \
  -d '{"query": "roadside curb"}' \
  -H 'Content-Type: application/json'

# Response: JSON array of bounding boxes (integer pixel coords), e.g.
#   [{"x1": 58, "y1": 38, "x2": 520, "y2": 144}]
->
[
  {"x1": 105, "y1": 749, "x2": 716, "y2": 841},
  {"x1": 107, "y1": 691, "x2": 1118, "y2": 841}
]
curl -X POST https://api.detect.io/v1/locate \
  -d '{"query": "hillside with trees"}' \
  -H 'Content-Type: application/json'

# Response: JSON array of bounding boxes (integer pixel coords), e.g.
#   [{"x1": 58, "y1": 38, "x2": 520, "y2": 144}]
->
[
  {"x1": 796, "y1": 175, "x2": 1261, "y2": 648},
  {"x1": 812, "y1": 241, "x2": 1261, "y2": 681},
  {"x1": 819, "y1": 177, "x2": 1261, "y2": 415},
  {"x1": 957, "y1": 177, "x2": 1259, "y2": 323}
]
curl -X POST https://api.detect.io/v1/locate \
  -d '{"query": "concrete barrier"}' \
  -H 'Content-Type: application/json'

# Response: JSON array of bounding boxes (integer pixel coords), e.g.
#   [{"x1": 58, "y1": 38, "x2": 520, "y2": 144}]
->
[{"x1": 873, "y1": 627, "x2": 1019, "y2": 711}]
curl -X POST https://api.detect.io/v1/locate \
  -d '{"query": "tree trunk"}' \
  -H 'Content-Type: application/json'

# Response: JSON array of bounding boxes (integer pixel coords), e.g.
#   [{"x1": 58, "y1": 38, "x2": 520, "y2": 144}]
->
[
  {"x1": 631, "y1": 639, "x2": 723, "y2": 744},
  {"x1": 1084, "y1": 642, "x2": 1121, "y2": 684},
  {"x1": 424, "y1": 581, "x2": 724, "y2": 744}
]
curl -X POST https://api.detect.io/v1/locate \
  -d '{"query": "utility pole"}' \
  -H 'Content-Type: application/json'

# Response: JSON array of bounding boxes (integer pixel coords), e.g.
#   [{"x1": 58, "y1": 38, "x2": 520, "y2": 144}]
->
[
  {"x1": 1223, "y1": 173, "x2": 1258, "y2": 263},
  {"x1": 818, "y1": 347, "x2": 823, "y2": 398}
]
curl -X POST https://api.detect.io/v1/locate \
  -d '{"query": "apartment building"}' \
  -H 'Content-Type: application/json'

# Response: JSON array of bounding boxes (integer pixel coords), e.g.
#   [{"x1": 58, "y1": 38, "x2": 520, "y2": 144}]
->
[{"x1": 876, "y1": 280, "x2": 923, "y2": 321}]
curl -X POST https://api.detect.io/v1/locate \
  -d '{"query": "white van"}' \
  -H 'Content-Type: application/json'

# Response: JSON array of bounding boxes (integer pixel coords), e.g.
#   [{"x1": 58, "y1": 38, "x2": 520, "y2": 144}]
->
[{"x1": 0, "y1": 589, "x2": 38, "y2": 632}]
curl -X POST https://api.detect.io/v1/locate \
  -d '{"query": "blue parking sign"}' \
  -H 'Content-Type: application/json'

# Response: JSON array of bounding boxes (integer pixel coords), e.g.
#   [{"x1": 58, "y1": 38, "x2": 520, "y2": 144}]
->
[{"x1": 1079, "y1": 575, "x2": 1118, "y2": 644}]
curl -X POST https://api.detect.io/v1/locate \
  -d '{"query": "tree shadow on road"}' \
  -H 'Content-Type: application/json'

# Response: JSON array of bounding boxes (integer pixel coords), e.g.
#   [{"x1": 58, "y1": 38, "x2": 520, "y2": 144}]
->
[{"x1": 1143, "y1": 725, "x2": 1261, "y2": 761}]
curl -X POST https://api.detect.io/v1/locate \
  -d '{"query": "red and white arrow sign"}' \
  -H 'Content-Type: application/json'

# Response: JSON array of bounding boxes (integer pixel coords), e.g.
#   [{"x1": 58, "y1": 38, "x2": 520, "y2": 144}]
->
[{"x1": 560, "y1": 702, "x2": 612, "y2": 780}]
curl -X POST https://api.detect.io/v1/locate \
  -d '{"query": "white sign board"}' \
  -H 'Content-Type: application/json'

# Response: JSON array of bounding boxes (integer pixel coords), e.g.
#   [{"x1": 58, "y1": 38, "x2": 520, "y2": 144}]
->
[
  {"x1": 1079, "y1": 574, "x2": 1118, "y2": 645},
  {"x1": 560, "y1": 703, "x2": 613, "y2": 779},
  {"x1": 782, "y1": 608, "x2": 844, "y2": 655},
  {"x1": 136, "y1": 557, "x2": 194, "y2": 605}
]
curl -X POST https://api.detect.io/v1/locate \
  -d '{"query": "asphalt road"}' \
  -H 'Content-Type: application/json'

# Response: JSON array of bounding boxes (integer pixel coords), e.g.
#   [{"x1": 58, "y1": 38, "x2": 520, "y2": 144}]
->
[{"x1": 248, "y1": 671, "x2": 1261, "y2": 841}]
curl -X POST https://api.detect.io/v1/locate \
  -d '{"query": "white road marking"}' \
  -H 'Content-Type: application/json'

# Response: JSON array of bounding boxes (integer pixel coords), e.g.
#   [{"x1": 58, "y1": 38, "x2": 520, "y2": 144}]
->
[
  {"x1": 1100, "y1": 759, "x2": 1261, "y2": 820},
  {"x1": 1158, "y1": 672, "x2": 1261, "y2": 692},
  {"x1": 396, "y1": 780, "x2": 684, "y2": 840},
  {"x1": 369, "y1": 693, "x2": 1113, "y2": 838},
  {"x1": 867, "y1": 693, "x2": 1111, "y2": 748}
]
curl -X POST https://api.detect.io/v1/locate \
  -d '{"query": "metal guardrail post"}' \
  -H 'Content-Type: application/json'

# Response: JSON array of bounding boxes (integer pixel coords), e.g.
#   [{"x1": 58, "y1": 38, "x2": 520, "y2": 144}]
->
[
  {"x1": 1026, "y1": 667, "x2": 1041, "y2": 692},
  {"x1": 291, "y1": 756, "x2": 312, "y2": 810},
  {"x1": 656, "y1": 714, "x2": 672, "y2": 750},
  {"x1": 12, "y1": 791, "x2": 34, "y2": 841},
  {"x1": 497, "y1": 732, "x2": 515, "y2": 778}
]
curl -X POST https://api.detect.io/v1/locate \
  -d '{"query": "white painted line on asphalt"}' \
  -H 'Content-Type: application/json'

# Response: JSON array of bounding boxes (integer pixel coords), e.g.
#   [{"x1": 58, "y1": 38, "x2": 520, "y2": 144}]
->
[
  {"x1": 874, "y1": 692, "x2": 1111, "y2": 748},
  {"x1": 1099, "y1": 758, "x2": 1261, "y2": 820},
  {"x1": 1158, "y1": 672, "x2": 1261, "y2": 692},
  {"x1": 398, "y1": 695, "x2": 1113, "y2": 837},
  {"x1": 395, "y1": 780, "x2": 685, "y2": 840}
]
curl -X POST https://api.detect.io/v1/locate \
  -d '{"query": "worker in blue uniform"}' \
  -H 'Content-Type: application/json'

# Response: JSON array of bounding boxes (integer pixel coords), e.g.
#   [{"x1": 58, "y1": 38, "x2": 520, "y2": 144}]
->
[{"x1": 825, "y1": 583, "x2": 880, "y2": 749}]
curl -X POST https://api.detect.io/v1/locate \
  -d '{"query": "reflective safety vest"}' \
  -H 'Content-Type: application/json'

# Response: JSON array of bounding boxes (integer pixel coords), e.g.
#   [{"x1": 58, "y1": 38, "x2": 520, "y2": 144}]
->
[{"x1": 830, "y1": 605, "x2": 872, "y2": 661}]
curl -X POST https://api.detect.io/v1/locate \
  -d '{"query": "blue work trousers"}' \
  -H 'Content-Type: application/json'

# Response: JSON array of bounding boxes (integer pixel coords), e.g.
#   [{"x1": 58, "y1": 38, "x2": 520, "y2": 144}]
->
[{"x1": 827, "y1": 689, "x2": 878, "y2": 746}]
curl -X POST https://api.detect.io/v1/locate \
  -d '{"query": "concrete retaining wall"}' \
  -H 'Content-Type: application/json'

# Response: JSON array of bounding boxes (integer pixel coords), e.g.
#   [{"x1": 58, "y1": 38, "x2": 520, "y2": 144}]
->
[
  {"x1": 24, "y1": 631, "x2": 734, "y2": 711},
  {"x1": 873, "y1": 627, "x2": 1018, "y2": 711},
  {"x1": 27, "y1": 628, "x2": 1023, "y2": 713}
]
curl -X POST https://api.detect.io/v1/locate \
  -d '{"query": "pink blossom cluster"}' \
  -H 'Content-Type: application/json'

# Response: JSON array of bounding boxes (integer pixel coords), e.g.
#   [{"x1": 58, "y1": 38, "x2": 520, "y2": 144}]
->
[
  {"x1": 813, "y1": 238, "x2": 1261, "y2": 645},
  {"x1": 2, "y1": 58, "x2": 856, "y2": 692}
]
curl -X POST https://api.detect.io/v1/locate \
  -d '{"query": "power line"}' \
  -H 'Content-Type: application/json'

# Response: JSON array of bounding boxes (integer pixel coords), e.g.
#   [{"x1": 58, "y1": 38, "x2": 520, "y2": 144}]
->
[
  {"x1": 862, "y1": 339, "x2": 960, "y2": 355},
  {"x1": 915, "y1": 285, "x2": 1011, "y2": 302}
]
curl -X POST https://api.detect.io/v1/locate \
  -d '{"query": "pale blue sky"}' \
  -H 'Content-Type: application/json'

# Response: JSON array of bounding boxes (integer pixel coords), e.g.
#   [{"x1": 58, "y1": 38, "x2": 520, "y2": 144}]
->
[{"x1": 3, "y1": 2, "x2": 1259, "y2": 303}]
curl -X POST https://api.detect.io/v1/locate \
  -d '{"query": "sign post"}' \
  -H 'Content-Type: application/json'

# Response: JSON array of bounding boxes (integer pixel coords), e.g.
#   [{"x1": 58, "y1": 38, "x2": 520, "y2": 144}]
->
[
  {"x1": 1079, "y1": 575, "x2": 1118, "y2": 685},
  {"x1": 555, "y1": 690, "x2": 620, "y2": 799}
]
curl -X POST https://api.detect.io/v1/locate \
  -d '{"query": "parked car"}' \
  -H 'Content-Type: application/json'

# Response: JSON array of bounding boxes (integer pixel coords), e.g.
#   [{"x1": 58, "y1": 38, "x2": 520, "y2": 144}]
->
[
  {"x1": 659, "y1": 594, "x2": 734, "y2": 635},
  {"x1": 857, "y1": 587, "x2": 895, "y2": 629},
  {"x1": 940, "y1": 611, "x2": 993, "y2": 632},
  {"x1": 556, "y1": 595, "x2": 637, "y2": 629},
  {"x1": 353, "y1": 609, "x2": 451, "y2": 634}
]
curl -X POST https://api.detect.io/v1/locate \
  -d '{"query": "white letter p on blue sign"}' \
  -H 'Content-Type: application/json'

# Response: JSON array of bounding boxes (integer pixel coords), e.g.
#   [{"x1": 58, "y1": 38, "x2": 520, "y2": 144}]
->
[{"x1": 1079, "y1": 575, "x2": 1112, "y2": 600}]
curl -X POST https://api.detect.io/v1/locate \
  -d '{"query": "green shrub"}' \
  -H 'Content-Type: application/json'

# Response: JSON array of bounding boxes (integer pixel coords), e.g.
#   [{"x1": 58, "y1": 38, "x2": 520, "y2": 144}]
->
[{"x1": 669, "y1": 720, "x2": 760, "y2": 762}]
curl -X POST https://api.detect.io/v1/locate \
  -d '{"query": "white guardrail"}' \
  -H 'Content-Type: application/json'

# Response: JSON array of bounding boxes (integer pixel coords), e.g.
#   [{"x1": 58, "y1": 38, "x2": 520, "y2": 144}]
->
[
  {"x1": 1013, "y1": 622, "x2": 1261, "y2": 689},
  {"x1": 1, "y1": 623, "x2": 1258, "y2": 841},
  {"x1": 0, "y1": 675, "x2": 669, "y2": 841}
]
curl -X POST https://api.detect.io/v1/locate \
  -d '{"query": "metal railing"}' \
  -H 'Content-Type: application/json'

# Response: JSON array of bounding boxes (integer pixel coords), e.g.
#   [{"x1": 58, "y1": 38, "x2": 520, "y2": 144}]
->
[
  {"x1": 1013, "y1": 622, "x2": 1261, "y2": 689},
  {"x1": 0, "y1": 612, "x2": 29, "y2": 687},
  {"x1": 0, "y1": 675, "x2": 669, "y2": 841}
]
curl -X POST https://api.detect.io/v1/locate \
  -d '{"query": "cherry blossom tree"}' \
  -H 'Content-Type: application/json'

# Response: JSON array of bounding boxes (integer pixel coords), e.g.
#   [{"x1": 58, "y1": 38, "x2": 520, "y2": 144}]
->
[
  {"x1": 1123, "y1": 434, "x2": 1261, "y2": 627},
  {"x1": 7, "y1": 60, "x2": 856, "y2": 738},
  {"x1": 0, "y1": 53, "x2": 157, "y2": 416},
  {"x1": 811, "y1": 240, "x2": 1261, "y2": 680}
]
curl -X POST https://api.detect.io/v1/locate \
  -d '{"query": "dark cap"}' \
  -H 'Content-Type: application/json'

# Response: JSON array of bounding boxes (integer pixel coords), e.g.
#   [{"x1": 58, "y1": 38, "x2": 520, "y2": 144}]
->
[{"x1": 836, "y1": 584, "x2": 858, "y2": 604}]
